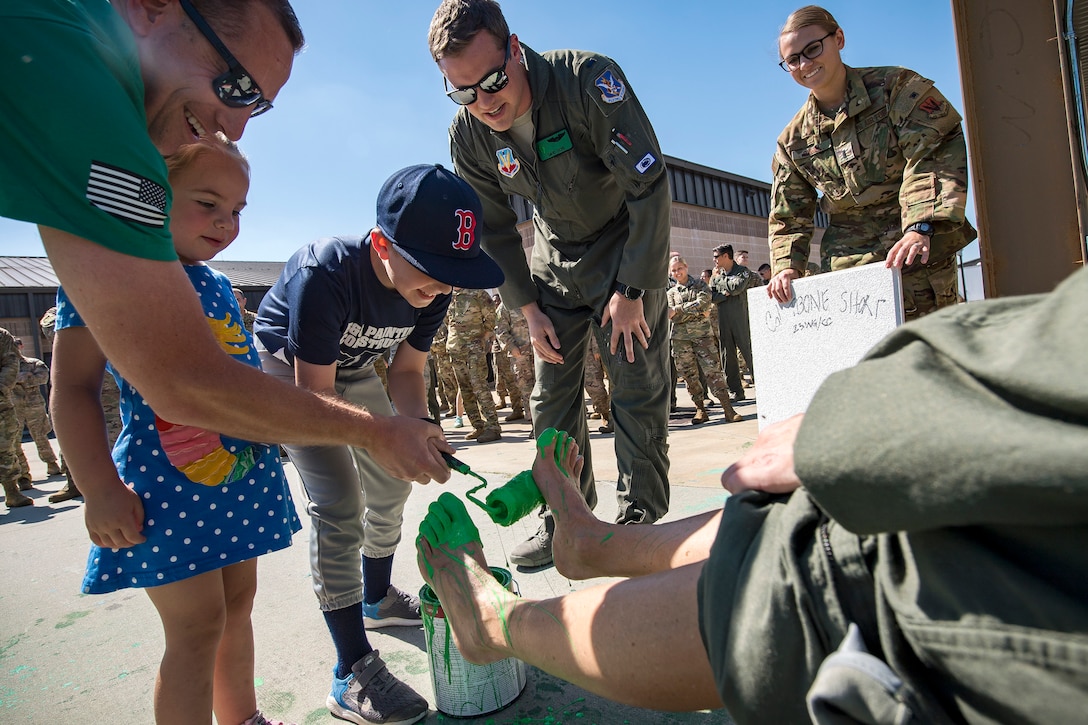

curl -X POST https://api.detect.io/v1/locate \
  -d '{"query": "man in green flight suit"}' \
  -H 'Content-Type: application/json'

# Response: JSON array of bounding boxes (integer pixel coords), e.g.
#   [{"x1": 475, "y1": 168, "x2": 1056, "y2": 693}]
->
[{"x1": 428, "y1": 0, "x2": 673, "y2": 566}]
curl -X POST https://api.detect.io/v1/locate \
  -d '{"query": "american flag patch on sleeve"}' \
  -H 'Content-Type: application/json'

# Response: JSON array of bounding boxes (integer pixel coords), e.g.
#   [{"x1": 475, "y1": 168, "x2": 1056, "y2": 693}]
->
[{"x1": 86, "y1": 161, "x2": 168, "y2": 227}]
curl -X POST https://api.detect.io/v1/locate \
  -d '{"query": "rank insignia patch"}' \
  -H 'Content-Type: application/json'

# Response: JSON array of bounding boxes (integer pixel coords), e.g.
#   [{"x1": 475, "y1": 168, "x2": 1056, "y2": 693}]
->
[
  {"x1": 595, "y1": 70, "x2": 626, "y2": 104},
  {"x1": 496, "y1": 147, "x2": 520, "y2": 178}
]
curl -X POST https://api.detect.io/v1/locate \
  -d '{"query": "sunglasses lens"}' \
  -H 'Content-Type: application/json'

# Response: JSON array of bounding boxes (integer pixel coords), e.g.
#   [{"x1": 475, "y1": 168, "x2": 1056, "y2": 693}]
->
[
  {"x1": 447, "y1": 87, "x2": 477, "y2": 105},
  {"x1": 215, "y1": 70, "x2": 266, "y2": 109},
  {"x1": 478, "y1": 70, "x2": 508, "y2": 94}
]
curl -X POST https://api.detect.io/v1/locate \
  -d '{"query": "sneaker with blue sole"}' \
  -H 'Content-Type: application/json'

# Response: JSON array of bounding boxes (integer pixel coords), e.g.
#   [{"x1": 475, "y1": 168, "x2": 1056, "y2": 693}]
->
[
  {"x1": 362, "y1": 586, "x2": 422, "y2": 629},
  {"x1": 327, "y1": 650, "x2": 428, "y2": 725}
]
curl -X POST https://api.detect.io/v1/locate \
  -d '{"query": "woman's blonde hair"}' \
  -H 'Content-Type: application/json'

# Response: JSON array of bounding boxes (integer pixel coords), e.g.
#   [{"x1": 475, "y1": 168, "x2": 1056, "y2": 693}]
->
[
  {"x1": 164, "y1": 132, "x2": 249, "y2": 181},
  {"x1": 781, "y1": 5, "x2": 841, "y2": 36}
]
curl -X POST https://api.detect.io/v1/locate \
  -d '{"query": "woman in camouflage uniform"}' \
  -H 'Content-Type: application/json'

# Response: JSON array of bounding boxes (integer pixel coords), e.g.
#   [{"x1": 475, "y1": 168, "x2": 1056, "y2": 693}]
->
[
  {"x1": 667, "y1": 257, "x2": 742, "y2": 425},
  {"x1": 767, "y1": 5, "x2": 975, "y2": 320}
]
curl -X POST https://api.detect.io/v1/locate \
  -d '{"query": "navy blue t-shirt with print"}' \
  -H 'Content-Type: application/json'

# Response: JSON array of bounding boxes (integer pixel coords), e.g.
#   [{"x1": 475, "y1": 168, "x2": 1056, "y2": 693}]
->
[{"x1": 255, "y1": 235, "x2": 450, "y2": 368}]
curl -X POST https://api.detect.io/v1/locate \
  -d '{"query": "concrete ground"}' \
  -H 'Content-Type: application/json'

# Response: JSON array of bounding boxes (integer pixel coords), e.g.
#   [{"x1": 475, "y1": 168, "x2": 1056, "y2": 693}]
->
[{"x1": 0, "y1": 385, "x2": 758, "y2": 724}]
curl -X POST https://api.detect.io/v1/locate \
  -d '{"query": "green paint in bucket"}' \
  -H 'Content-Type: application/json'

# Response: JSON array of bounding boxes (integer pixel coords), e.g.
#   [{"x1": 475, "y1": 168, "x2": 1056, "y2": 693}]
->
[{"x1": 420, "y1": 567, "x2": 526, "y2": 717}]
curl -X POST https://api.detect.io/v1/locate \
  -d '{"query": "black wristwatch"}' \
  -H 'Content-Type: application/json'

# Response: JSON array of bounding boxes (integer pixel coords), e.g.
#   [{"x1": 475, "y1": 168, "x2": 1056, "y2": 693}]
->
[
  {"x1": 905, "y1": 222, "x2": 935, "y2": 237},
  {"x1": 614, "y1": 282, "x2": 645, "y2": 300}
]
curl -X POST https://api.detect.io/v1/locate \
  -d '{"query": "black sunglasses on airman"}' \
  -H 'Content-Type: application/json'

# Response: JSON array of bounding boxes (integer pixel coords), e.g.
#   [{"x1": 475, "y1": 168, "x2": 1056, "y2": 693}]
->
[
  {"x1": 444, "y1": 36, "x2": 512, "y2": 106},
  {"x1": 778, "y1": 30, "x2": 835, "y2": 72},
  {"x1": 178, "y1": 0, "x2": 273, "y2": 117}
]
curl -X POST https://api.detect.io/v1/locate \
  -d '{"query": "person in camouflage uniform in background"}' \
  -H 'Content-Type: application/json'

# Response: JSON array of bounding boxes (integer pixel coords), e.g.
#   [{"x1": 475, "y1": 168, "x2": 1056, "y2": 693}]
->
[
  {"x1": 767, "y1": 5, "x2": 975, "y2": 320},
  {"x1": 494, "y1": 299, "x2": 533, "y2": 426},
  {"x1": 231, "y1": 287, "x2": 258, "y2": 335},
  {"x1": 13, "y1": 338, "x2": 61, "y2": 484},
  {"x1": 0, "y1": 327, "x2": 31, "y2": 508},
  {"x1": 430, "y1": 321, "x2": 457, "y2": 415},
  {"x1": 39, "y1": 306, "x2": 122, "y2": 503},
  {"x1": 447, "y1": 287, "x2": 501, "y2": 442},
  {"x1": 583, "y1": 335, "x2": 612, "y2": 434},
  {"x1": 489, "y1": 299, "x2": 526, "y2": 422},
  {"x1": 668, "y1": 258, "x2": 743, "y2": 425}
]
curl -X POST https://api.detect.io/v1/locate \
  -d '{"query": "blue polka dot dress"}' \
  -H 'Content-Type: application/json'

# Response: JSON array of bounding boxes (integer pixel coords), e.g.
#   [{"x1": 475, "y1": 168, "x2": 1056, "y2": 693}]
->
[{"x1": 55, "y1": 264, "x2": 301, "y2": 594}]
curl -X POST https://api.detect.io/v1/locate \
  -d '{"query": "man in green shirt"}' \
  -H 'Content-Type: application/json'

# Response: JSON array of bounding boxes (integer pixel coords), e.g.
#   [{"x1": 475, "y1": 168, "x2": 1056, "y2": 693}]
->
[{"x1": 0, "y1": 1, "x2": 455, "y2": 489}]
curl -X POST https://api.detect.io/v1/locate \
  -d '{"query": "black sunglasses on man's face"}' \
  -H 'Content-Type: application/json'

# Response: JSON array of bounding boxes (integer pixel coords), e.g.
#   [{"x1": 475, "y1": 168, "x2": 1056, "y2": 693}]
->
[
  {"x1": 444, "y1": 36, "x2": 512, "y2": 106},
  {"x1": 179, "y1": 0, "x2": 273, "y2": 117}
]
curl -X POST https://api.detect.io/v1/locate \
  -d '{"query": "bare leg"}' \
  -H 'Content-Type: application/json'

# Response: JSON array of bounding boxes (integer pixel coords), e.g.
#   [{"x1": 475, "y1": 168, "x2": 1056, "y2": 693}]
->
[
  {"x1": 417, "y1": 519, "x2": 722, "y2": 711},
  {"x1": 212, "y1": 559, "x2": 259, "y2": 725},
  {"x1": 146, "y1": 570, "x2": 227, "y2": 724},
  {"x1": 533, "y1": 435, "x2": 722, "y2": 579}
]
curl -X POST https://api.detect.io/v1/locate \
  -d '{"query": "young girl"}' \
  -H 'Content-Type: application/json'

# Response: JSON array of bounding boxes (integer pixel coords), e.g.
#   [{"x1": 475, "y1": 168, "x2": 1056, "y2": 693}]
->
[{"x1": 50, "y1": 133, "x2": 300, "y2": 725}]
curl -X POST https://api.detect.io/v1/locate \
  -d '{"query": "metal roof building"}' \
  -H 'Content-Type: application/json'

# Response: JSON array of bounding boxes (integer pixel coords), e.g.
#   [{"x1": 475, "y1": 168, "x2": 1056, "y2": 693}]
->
[{"x1": 0, "y1": 258, "x2": 285, "y2": 360}]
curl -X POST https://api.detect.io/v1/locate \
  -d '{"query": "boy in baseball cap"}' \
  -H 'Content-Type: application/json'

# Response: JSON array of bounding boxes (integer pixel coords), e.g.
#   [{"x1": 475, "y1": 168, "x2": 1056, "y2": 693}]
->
[{"x1": 253, "y1": 164, "x2": 502, "y2": 725}]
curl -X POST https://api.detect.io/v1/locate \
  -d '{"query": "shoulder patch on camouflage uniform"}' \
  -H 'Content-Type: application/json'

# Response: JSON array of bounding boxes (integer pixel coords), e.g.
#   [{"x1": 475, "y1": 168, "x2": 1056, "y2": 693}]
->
[{"x1": 919, "y1": 96, "x2": 948, "y2": 118}]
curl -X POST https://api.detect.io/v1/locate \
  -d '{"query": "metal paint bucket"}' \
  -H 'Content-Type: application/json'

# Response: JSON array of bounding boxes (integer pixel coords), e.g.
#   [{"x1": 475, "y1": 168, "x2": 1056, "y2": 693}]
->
[{"x1": 419, "y1": 567, "x2": 526, "y2": 717}]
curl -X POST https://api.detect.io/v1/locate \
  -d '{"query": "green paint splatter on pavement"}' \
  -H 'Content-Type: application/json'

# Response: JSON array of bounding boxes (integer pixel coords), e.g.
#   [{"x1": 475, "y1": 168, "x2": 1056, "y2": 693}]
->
[{"x1": 55, "y1": 611, "x2": 91, "y2": 629}]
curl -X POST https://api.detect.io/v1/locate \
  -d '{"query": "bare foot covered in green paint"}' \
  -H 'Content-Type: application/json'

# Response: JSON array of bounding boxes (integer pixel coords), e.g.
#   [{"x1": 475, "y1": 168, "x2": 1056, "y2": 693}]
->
[
  {"x1": 418, "y1": 492, "x2": 488, "y2": 570},
  {"x1": 531, "y1": 433, "x2": 609, "y2": 580},
  {"x1": 416, "y1": 507, "x2": 518, "y2": 665}
]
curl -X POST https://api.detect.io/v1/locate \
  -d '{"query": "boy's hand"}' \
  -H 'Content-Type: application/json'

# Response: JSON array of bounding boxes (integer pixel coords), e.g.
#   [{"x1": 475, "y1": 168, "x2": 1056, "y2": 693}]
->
[{"x1": 84, "y1": 480, "x2": 146, "y2": 548}]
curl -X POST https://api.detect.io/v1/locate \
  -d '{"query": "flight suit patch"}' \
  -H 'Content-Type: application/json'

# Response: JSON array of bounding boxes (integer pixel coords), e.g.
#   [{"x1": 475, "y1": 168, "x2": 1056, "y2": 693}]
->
[
  {"x1": 496, "y1": 147, "x2": 520, "y2": 178},
  {"x1": 536, "y1": 129, "x2": 573, "y2": 161},
  {"x1": 595, "y1": 70, "x2": 626, "y2": 104},
  {"x1": 635, "y1": 153, "x2": 656, "y2": 174}
]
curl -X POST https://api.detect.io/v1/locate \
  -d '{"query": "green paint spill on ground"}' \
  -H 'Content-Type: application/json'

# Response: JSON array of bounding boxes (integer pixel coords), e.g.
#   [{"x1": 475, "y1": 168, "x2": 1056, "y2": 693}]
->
[
  {"x1": 0, "y1": 634, "x2": 26, "y2": 660},
  {"x1": 259, "y1": 690, "x2": 296, "y2": 714},
  {"x1": 253, "y1": 677, "x2": 264, "y2": 687},
  {"x1": 54, "y1": 611, "x2": 91, "y2": 630},
  {"x1": 302, "y1": 707, "x2": 329, "y2": 724}
]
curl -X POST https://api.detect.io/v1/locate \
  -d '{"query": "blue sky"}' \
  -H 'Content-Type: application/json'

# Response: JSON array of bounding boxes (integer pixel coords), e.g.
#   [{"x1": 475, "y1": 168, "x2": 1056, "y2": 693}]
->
[{"x1": 1, "y1": 0, "x2": 972, "y2": 261}]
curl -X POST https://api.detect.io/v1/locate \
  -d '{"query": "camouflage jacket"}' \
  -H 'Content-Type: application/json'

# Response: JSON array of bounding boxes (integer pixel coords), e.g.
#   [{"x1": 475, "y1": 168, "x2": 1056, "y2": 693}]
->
[
  {"x1": 14, "y1": 355, "x2": 49, "y2": 403},
  {"x1": 709, "y1": 263, "x2": 757, "y2": 309},
  {"x1": 0, "y1": 328, "x2": 19, "y2": 405},
  {"x1": 430, "y1": 321, "x2": 448, "y2": 356},
  {"x1": 446, "y1": 288, "x2": 496, "y2": 352},
  {"x1": 450, "y1": 44, "x2": 671, "y2": 310},
  {"x1": 494, "y1": 302, "x2": 531, "y2": 355},
  {"x1": 769, "y1": 66, "x2": 976, "y2": 276},
  {"x1": 667, "y1": 276, "x2": 714, "y2": 340}
]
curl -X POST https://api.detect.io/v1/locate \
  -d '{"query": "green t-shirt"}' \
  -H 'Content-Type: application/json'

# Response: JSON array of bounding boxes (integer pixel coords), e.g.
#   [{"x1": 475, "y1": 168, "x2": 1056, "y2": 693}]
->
[{"x1": 0, "y1": 0, "x2": 175, "y2": 261}]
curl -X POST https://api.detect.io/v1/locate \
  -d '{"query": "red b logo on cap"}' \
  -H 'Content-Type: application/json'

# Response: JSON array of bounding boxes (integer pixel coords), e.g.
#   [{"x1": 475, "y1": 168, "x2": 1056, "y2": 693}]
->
[{"x1": 453, "y1": 209, "x2": 476, "y2": 251}]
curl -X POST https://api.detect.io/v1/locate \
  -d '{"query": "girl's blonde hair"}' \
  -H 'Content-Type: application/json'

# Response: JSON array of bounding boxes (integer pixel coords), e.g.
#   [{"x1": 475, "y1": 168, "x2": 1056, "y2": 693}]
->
[
  {"x1": 164, "y1": 132, "x2": 249, "y2": 181},
  {"x1": 781, "y1": 5, "x2": 841, "y2": 36}
]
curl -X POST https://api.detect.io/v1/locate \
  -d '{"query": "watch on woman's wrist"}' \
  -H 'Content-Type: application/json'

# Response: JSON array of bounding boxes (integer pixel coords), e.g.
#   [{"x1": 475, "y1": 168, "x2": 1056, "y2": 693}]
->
[{"x1": 905, "y1": 222, "x2": 935, "y2": 237}]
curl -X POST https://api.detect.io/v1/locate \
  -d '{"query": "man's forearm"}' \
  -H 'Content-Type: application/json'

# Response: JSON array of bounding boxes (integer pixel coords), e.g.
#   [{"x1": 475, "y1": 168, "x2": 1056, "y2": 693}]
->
[{"x1": 42, "y1": 227, "x2": 386, "y2": 451}]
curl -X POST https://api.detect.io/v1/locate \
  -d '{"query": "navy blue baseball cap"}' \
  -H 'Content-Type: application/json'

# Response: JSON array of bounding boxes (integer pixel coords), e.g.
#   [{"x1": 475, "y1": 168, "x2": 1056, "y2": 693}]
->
[{"x1": 376, "y1": 164, "x2": 504, "y2": 289}]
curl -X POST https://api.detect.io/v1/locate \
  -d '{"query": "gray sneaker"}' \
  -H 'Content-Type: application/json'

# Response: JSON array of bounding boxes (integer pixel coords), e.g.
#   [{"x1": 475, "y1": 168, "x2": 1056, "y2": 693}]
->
[
  {"x1": 361, "y1": 586, "x2": 422, "y2": 629},
  {"x1": 509, "y1": 519, "x2": 553, "y2": 567},
  {"x1": 326, "y1": 651, "x2": 428, "y2": 725}
]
